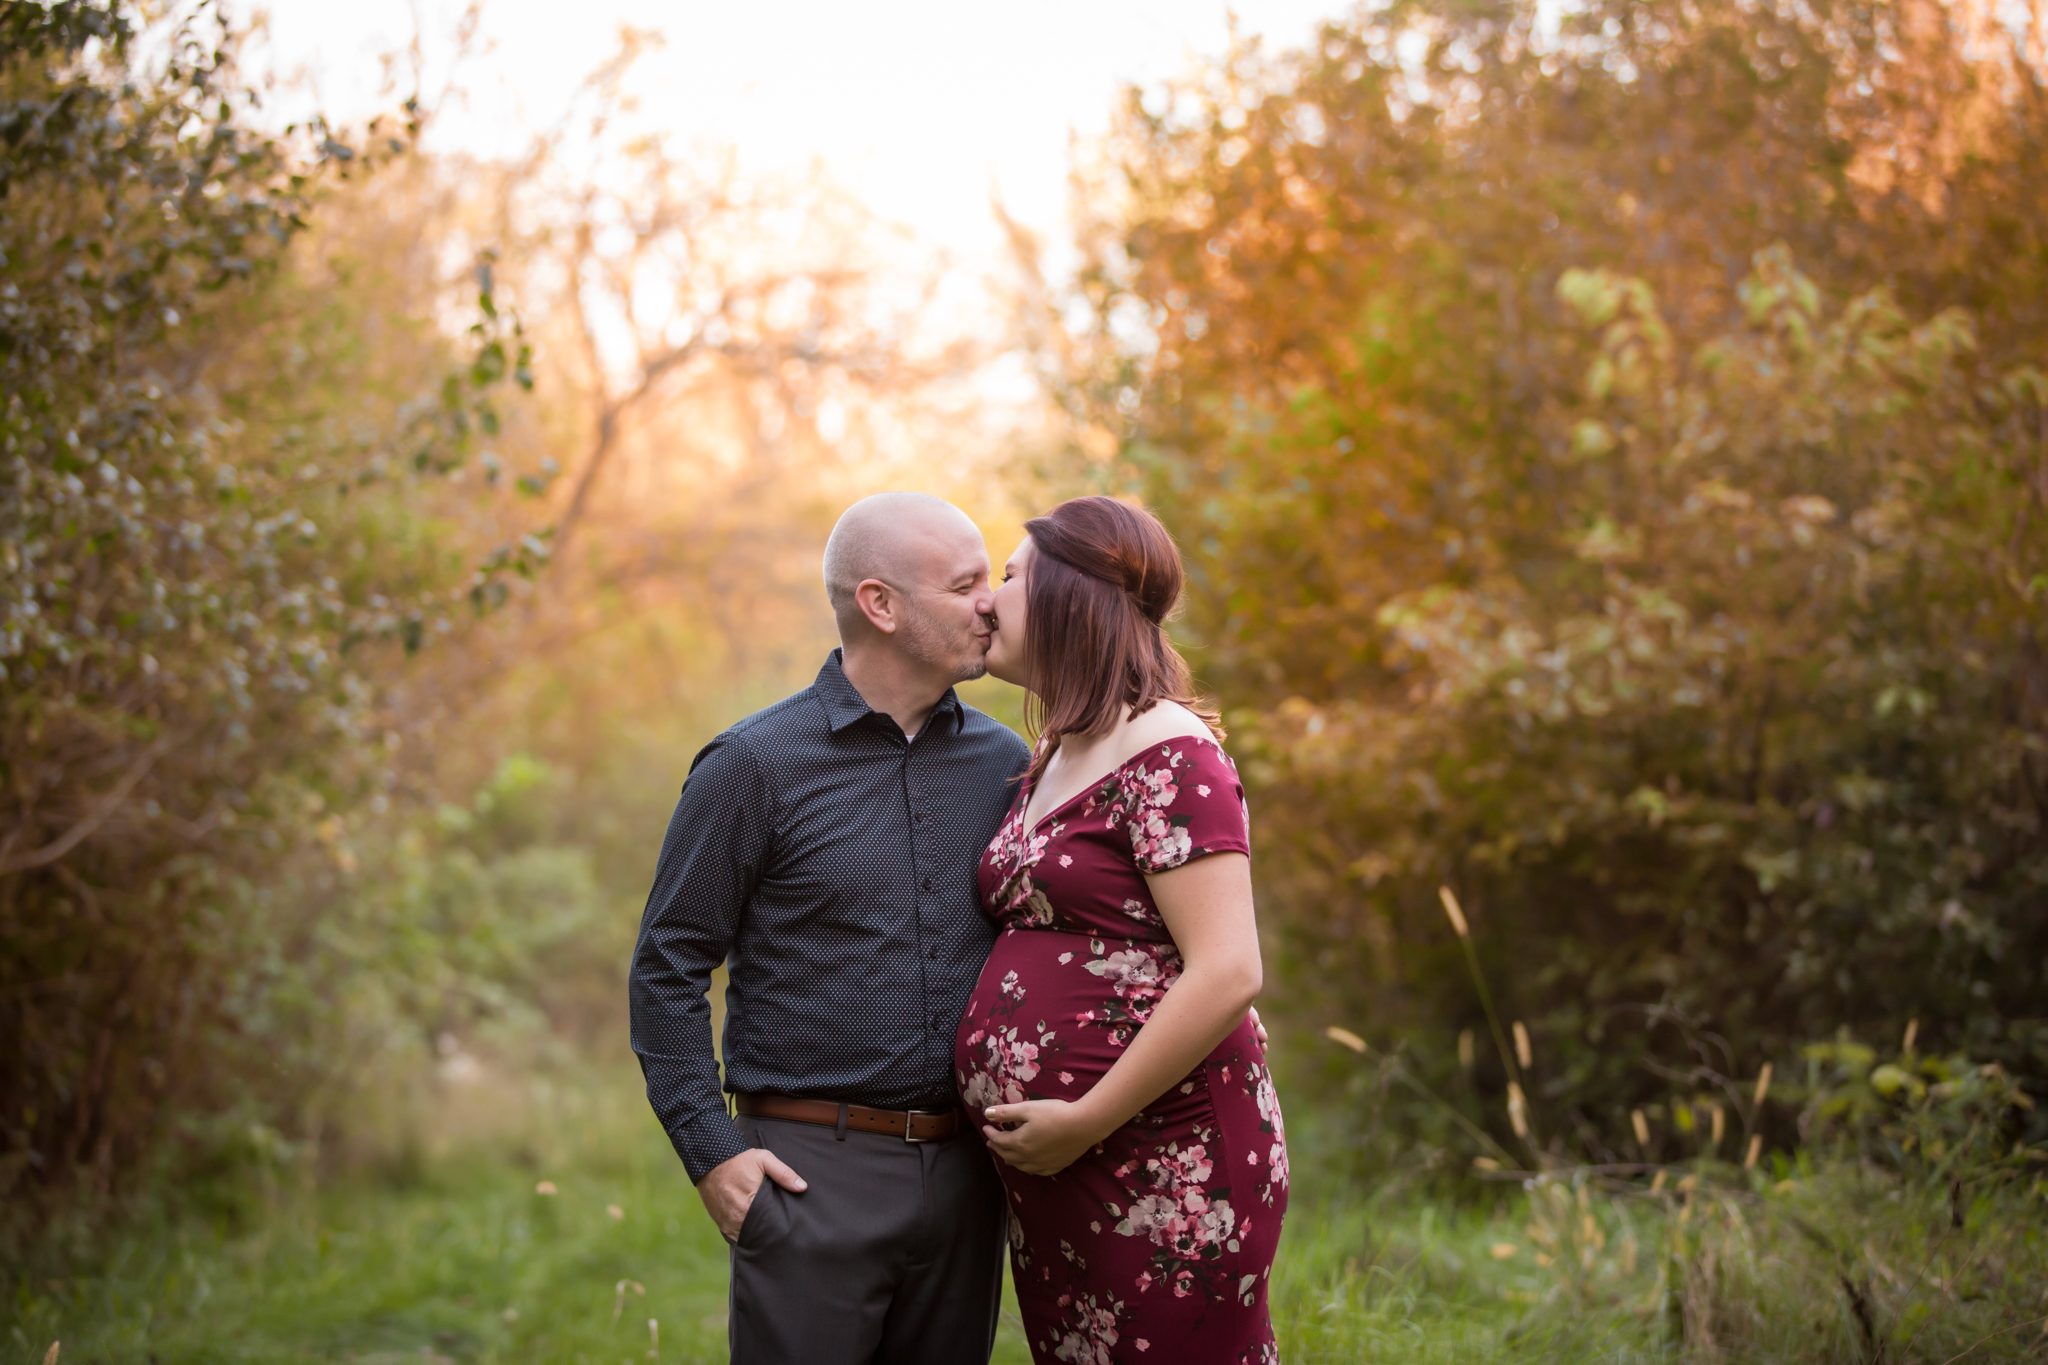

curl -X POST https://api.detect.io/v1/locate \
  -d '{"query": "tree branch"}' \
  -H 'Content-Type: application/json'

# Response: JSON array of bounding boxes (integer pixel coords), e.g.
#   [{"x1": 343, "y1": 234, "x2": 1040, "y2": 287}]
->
[{"x1": 0, "y1": 737, "x2": 172, "y2": 877}]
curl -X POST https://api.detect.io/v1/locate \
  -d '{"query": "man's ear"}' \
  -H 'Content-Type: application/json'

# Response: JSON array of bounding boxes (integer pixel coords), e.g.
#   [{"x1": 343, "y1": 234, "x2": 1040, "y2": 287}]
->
[{"x1": 854, "y1": 578, "x2": 897, "y2": 635}]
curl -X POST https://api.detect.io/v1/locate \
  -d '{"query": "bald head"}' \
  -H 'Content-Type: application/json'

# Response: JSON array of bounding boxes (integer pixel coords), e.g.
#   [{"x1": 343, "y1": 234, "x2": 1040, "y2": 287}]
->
[
  {"x1": 825, "y1": 492, "x2": 998, "y2": 712},
  {"x1": 823, "y1": 492, "x2": 984, "y2": 636}
]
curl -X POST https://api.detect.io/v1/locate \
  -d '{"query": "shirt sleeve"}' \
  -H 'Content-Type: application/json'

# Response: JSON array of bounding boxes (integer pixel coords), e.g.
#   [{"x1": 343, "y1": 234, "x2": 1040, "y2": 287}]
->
[
  {"x1": 1124, "y1": 738, "x2": 1253, "y2": 874},
  {"x1": 629, "y1": 733, "x2": 772, "y2": 1183}
]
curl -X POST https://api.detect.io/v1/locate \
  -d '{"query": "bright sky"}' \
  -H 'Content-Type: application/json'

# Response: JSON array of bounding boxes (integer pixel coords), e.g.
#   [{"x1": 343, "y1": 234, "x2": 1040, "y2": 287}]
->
[{"x1": 254, "y1": 0, "x2": 1346, "y2": 266}]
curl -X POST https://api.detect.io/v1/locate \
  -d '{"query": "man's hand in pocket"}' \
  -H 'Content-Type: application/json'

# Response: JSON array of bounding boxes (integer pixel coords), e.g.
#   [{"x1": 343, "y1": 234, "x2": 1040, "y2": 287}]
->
[{"x1": 697, "y1": 1147, "x2": 807, "y2": 1241}]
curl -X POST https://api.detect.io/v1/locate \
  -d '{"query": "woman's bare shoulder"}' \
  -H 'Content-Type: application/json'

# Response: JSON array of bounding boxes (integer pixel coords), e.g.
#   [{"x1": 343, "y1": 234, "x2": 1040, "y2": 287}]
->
[{"x1": 1113, "y1": 700, "x2": 1220, "y2": 763}]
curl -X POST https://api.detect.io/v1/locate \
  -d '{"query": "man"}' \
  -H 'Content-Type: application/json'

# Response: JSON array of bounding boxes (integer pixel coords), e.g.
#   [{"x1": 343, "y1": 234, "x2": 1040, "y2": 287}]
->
[{"x1": 630, "y1": 491, "x2": 1028, "y2": 1365}]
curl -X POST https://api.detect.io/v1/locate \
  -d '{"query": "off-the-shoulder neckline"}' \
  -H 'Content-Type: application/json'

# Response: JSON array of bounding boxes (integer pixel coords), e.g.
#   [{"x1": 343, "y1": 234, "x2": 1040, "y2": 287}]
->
[{"x1": 1018, "y1": 732, "x2": 1227, "y2": 843}]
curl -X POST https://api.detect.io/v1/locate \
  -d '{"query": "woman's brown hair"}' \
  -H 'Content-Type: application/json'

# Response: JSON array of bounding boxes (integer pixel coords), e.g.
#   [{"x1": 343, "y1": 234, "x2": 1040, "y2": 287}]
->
[{"x1": 1020, "y1": 496, "x2": 1222, "y2": 780}]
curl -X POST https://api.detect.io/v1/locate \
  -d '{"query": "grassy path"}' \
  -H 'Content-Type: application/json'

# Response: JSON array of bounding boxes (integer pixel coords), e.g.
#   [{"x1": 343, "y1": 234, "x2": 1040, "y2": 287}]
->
[
  {"x1": 11, "y1": 1077, "x2": 2037, "y2": 1363},
  {"x1": 6, "y1": 1104, "x2": 1586, "y2": 1365},
  {"x1": 5, "y1": 1153, "x2": 1573, "y2": 1365}
]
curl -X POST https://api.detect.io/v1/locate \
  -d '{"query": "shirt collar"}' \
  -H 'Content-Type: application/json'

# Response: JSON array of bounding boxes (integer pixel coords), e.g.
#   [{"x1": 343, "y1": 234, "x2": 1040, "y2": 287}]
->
[{"x1": 815, "y1": 648, "x2": 965, "y2": 737}]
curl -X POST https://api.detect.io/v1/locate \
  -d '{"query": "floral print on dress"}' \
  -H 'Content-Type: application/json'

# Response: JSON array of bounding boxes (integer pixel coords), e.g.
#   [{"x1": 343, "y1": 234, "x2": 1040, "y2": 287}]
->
[
  {"x1": 1075, "y1": 935, "x2": 1185, "y2": 1053},
  {"x1": 1049, "y1": 1287, "x2": 1125, "y2": 1365},
  {"x1": 1086, "y1": 745, "x2": 1194, "y2": 871},
  {"x1": 956, "y1": 735, "x2": 1282, "y2": 1363},
  {"x1": 1248, "y1": 1061, "x2": 1289, "y2": 1200},
  {"x1": 958, "y1": 961, "x2": 1056, "y2": 1111},
  {"x1": 985, "y1": 815, "x2": 1067, "y2": 927},
  {"x1": 1112, "y1": 1137, "x2": 1242, "y2": 1302},
  {"x1": 1120, "y1": 897, "x2": 1163, "y2": 928}
]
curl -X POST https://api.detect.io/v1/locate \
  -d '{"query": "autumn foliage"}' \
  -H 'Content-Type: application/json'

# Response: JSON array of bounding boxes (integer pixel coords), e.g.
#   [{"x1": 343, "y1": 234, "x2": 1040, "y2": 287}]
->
[
  {"x1": 0, "y1": 3, "x2": 541, "y2": 1215},
  {"x1": 1055, "y1": 0, "x2": 2048, "y2": 1155}
]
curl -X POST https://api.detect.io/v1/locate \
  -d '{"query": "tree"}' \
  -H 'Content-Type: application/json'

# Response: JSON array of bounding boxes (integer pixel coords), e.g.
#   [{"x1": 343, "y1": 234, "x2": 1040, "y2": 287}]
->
[
  {"x1": 1042, "y1": 0, "x2": 2048, "y2": 1157},
  {"x1": 0, "y1": 0, "x2": 533, "y2": 1215}
]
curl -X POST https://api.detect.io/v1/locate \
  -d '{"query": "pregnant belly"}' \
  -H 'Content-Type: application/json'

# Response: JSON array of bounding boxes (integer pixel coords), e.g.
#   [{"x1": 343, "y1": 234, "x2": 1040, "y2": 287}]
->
[{"x1": 953, "y1": 925, "x2": 1195, "y2": 1126}]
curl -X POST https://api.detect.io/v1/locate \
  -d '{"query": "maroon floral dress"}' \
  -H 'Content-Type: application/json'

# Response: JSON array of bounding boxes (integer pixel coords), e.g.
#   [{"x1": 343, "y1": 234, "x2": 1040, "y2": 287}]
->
[{"x1": 955, "y1": 735, "x2": 1288, "y2": 1365}]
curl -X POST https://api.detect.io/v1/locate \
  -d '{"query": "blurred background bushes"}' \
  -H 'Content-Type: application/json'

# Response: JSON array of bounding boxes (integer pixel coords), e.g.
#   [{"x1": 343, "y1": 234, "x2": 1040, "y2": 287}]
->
[
  {"x1": 1034, "y1": 0, "x2": 2048, "y2": 1170},
  {"x1": 0, "y1": 0, "x2": 553, "y2": 1244}
]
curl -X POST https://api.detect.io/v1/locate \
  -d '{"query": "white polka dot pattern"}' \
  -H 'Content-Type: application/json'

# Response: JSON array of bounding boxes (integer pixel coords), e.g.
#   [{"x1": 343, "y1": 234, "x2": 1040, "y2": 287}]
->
[{"x1": 629, "y1": 650, "x2": 1030, "y2": 1182}]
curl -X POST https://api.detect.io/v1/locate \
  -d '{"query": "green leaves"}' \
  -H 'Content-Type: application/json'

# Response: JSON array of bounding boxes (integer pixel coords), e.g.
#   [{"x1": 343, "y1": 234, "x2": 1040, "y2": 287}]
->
[
  {"x1": 471, "y1": 338, "x2": 507, "y2": 386},
  {"x1": 1, "y1": 1, "x2": 553, "y2": 1211},
  {"x1": 1069, "y1": 0, "x2": 2048, "y2": 1160},
  {"x1": 1568, "y1": 419, "x2": 1617, "y2": 462},
  {"x1": 516, "y1": 457, "x2": 560, "y2": 499}
]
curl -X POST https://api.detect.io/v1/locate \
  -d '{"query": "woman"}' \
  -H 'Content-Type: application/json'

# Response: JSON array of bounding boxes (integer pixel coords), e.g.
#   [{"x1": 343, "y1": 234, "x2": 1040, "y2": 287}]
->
[{"x1": 955, "y1": 496, "x2": 1287, "y2": 1365}]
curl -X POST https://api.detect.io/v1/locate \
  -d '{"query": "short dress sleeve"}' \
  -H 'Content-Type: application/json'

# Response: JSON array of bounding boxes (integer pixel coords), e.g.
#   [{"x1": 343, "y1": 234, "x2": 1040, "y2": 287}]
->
[{"x1": 1109, "y1": 736, "x2": 1252, "y2": 874}]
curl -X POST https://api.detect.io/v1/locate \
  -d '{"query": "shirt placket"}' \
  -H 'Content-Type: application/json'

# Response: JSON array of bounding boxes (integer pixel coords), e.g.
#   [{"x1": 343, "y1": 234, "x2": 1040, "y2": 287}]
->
[{"x1": 904, "y1": 725, "x2": 943, "y2": 1063}]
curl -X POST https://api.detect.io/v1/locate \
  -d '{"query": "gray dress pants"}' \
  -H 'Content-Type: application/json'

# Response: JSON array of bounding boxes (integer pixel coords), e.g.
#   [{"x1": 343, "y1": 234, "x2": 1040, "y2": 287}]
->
[{"x1": 728, "y1": 1113, "x2": 1007, "y2": 1365}]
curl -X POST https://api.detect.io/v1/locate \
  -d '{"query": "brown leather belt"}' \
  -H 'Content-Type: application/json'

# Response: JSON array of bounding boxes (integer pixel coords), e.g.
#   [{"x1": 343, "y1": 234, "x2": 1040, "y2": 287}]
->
[{"x1": 735, "y1": 1094, "x2": 962, "y2": 1143}]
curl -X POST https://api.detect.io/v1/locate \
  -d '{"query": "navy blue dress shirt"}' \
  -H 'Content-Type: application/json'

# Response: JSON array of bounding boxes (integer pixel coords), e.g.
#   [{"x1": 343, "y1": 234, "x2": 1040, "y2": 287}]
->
[{"x1": 630, "y1": 650, "x2": 1030, "y2": 1182}]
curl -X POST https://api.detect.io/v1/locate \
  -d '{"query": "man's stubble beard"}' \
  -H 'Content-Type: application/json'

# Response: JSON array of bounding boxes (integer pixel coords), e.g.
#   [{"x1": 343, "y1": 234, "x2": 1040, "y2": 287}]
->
[{"x1": 899, "y1": 598, "x2": 989, "y2": 684}]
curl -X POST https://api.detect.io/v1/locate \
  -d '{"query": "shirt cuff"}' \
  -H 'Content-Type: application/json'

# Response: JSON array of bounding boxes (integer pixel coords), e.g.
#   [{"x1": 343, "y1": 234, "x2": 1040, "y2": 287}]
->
[{"x1": 674, "y1": 1106, "x2": 750, "y2": 1184}]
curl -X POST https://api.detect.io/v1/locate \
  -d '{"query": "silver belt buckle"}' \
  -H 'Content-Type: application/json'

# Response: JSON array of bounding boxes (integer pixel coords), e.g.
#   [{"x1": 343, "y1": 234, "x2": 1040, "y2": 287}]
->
[{"x1": 902, "y1": 1108, "x2": 945, "y2": 1143}]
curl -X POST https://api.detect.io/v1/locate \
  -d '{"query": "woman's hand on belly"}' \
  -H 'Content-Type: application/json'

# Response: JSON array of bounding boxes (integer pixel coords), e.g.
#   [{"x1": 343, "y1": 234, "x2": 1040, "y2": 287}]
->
[{"x1": 981, "y1": 1098, "x2": 1111, "y2": 1177}]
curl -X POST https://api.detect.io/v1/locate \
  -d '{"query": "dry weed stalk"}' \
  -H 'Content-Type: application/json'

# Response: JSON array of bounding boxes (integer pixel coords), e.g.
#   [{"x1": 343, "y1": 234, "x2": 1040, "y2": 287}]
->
[
  {"x1": 1386, "y1": 879, "x2": 2042, "y2": 1359},
  {"x1": 612, "y1": 1276, "x2": 645, "y2": 1325},
  {"x1": 1437, "y1": 886, "x2": 1536, "y2": 1156}
]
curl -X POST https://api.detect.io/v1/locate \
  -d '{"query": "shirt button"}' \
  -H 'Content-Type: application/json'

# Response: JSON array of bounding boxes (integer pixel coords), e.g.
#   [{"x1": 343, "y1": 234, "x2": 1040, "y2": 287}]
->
[
  {"x1": 920, "y1": 877, "x2": 933, "y2": 891},
  {"x1": 928, "y1": 944, "x2": 940, "y2": 959},
  {"x1": 929, "y1": 1011, "x2": 943, "y2": 1030}
]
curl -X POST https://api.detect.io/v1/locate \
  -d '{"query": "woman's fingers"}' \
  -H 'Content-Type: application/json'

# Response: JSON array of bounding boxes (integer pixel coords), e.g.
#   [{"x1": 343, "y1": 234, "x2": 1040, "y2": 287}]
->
[
  {"x1": 983, "y1": 1123, "x2": 1038, "y2": 1153},
  {"x1": 981, "y1": 1122, "x2": 1074, "y2": 1176},
  {"x1": 980, "y1": 1100, "x2": 1085, "y2": 1174},
  {"x1": 981, "y1": 1126, "x2": 1032, "y2": 1171},
  {"x1": 983, "y1": 1137, "x2": 1051, "y2": 1174}
]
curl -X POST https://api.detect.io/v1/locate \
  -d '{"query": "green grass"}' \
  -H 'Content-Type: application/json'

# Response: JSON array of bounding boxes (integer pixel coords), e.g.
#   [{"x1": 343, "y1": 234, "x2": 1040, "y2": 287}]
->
[
  {"x1": 6, "y1": 1146, "x2": 1573, "y2": 1365},
  {"x1": 8, "y1": 1071, "x2": 2044, "y2": 1364},
  {"x1": 1269, "y1": 1196, "x2": 1655, "y2": 1363},
  {"x1": 8, "y1": 1128, "x2": 746, "y2": 1364},
  {"x1": 3, "y1": 1072, "x2": 1032, "y2": 1365}
]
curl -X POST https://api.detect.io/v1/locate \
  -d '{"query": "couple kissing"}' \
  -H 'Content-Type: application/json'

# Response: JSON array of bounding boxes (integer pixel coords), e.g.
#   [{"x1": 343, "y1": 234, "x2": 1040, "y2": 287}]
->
[{"x1": 630, "y1": 492, "x2": 1288, "y2": 1365}]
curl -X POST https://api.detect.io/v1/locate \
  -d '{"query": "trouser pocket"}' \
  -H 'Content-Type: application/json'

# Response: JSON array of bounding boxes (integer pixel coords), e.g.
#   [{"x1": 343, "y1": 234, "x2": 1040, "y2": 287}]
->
[{"x1": 733, "y1": 1175, "x2": 787, "y2": 1249}]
